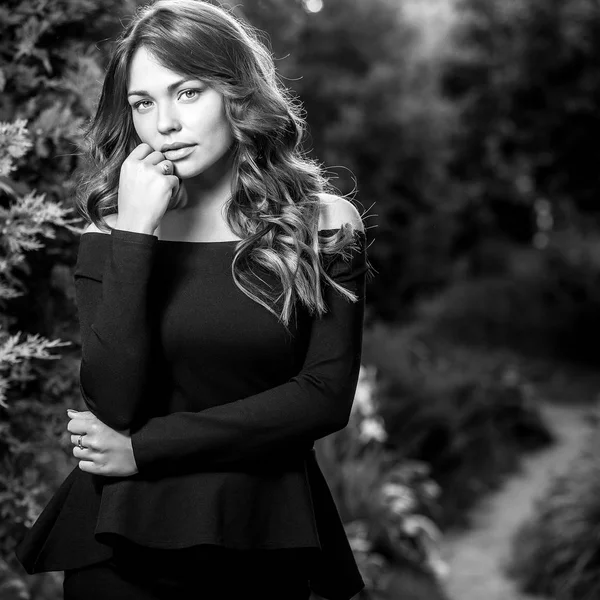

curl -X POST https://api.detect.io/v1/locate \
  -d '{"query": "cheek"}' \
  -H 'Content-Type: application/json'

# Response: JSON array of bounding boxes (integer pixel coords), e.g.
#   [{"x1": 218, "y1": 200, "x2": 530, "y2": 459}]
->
[
  {"x1": 190, "y1": 112, "x2": 232, "y2": 148},
  {"x1": 213, "y1": 109, "x2": 234, "y2": 147},
  {"x1": 132, "y1": 115, "x2": 151, "y2": 143},
  {"x1": 217, "y1": 102, "x2": 233, "y2": 138},
  {"x1": 218, "y1": 118, "x2": 234, "y2": 146},
  {"x1": 201, "y1": 96, "x2": 233, "y2": 141}
]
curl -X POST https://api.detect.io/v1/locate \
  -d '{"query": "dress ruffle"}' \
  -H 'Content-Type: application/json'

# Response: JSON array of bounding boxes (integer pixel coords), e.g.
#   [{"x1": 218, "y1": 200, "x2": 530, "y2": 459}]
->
[
  {"x1": 15, "y1": 451, "x2": 363, "y2": 600},
  {"x1": 15, "y1": 467, "x2": 111, "y2": 573},
  {"x1": 94, "y1": 462, "x2": 320, "y2": 549}
]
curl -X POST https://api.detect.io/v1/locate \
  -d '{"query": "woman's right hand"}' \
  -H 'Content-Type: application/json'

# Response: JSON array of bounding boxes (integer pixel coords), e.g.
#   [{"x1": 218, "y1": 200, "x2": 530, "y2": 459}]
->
[{"x1": 116, "y1": 143, "x2": 180, "y2": 234}]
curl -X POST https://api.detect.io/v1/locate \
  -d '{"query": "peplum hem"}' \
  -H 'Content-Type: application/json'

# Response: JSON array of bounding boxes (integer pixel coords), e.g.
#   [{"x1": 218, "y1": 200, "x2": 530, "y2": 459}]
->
[
  {"x1": 14, "y1": 467, "x2": 111, "y2": 574},
  {"x1": 15, "y1": 453, "x2": 363, "y2": 600},
  {"x1": 94, "y1": 459, "x2": 321, "y2": 550}
]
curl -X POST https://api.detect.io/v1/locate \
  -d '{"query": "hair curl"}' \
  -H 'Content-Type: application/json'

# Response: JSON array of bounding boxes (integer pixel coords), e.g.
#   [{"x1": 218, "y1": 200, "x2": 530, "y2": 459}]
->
[{"x1": 75, "y1": 0, "x2": 366, "y2": 326}]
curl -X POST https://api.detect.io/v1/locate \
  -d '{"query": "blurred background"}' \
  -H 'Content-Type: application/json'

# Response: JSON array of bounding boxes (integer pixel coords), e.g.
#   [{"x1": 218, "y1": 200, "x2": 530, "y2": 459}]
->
[{"x1": 3, "y1": 0, "x2": 600, "y2": 598}]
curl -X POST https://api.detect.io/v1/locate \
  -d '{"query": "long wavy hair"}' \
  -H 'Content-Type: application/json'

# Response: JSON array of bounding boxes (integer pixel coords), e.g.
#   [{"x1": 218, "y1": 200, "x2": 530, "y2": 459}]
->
[{"x1": 75, "y1": 0, "x2": 365, "y2": 326}]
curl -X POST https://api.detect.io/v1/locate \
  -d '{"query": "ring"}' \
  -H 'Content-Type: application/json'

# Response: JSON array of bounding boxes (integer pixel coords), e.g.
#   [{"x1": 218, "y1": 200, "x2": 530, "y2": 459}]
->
[
  {"x1": 162, "y1": 163, "x2": 171, "y2": 175},
  {"x1": 77, "y1": 434, "x2": 85, "y2": 450}
]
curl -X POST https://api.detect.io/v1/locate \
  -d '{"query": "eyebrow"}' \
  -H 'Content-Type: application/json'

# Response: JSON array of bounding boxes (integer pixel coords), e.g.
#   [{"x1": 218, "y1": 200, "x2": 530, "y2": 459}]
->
[{"x1": 127, "y1": 78, "x2": 198, "y2": 98}]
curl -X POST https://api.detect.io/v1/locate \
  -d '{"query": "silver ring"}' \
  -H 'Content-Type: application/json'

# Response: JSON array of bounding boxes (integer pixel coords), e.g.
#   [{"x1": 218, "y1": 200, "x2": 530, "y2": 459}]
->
[
  {"x1": 77, "y1": 434, "x2": 84, "y2": 450},
  {"x1": 162, "y1": 162, "x2": 171, "y2": 175}
]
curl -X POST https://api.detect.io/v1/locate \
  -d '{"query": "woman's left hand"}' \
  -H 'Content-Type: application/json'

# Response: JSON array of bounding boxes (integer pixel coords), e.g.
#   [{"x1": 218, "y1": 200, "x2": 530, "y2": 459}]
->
[{"x1": 67, "y1": 409, "x2": 139, "y2": 477}]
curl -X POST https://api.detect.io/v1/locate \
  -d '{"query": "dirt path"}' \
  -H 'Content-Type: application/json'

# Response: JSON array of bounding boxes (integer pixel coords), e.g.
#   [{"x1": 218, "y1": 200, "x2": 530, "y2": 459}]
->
[{"x1": 439, "y1": 402, "x2": 595, "y2": 600}]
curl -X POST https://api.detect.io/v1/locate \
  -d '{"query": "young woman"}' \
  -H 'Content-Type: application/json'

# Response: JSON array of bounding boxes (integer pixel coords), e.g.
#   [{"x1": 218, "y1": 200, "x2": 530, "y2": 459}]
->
[{"x1": 15, "y1": 1, "x2": 372, "y2": 598}]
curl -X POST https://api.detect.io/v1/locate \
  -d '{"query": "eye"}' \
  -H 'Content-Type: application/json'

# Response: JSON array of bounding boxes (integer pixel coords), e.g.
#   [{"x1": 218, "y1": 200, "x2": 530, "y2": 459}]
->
[
  {"x1": 132, "y1": 100, "x2": 153, "y2": 112},
  {"x1": 179, "y1": 89, "x2": 202, "y2": 101}
]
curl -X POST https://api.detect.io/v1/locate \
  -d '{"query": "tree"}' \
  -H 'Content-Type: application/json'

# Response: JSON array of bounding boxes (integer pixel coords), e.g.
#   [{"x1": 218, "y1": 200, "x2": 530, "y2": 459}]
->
[
  {"x1": 230, "y1": 0, "x2": 460, "y2": 319},
  {"x1": 445, "y1": 0, "x2": 600, "y2": 244}
]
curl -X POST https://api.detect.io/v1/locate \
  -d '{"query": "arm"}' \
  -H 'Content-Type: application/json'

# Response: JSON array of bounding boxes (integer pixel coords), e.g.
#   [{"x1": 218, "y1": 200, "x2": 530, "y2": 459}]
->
[
  {"x1": 75, "y1": 225, "x2": 158, "y2": 431},
  {"x1": 130, "y1": 220, "x2": 370, "y2": 475}
]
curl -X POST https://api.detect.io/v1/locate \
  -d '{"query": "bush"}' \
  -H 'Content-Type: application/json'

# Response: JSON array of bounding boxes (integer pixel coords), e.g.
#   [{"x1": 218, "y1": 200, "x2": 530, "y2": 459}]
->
[
  {"x1": 316, "y1": 366, "x2": 450, "y2": 600},
  {"x1": 362, "y1": 323, "x2": 555, "y2": 529},
  {"x1": 0, "y1": 121, "x2": 77, "y2": 600},
  {"x1": 416, "y1": 275, "x2": 553, "y2": 355},
  {"x1": 506, "y1": 424, "x2": 600, "y2": 599},
  {"x1": 413, "y1": 231, "x2": 600, "y2": 365},
  {"x1": 1, "y1": 2, "x2": 138, "y2": 597}
]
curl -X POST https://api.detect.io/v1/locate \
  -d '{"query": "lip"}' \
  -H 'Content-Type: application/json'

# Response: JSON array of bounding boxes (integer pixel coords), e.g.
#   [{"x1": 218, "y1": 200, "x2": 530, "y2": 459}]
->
[
  {"x1": 163, "y1": 145, "x2": 196, "y2": 161},
  {"x1": 161, "y1": 142, "x2": 195, "y2": 152}
]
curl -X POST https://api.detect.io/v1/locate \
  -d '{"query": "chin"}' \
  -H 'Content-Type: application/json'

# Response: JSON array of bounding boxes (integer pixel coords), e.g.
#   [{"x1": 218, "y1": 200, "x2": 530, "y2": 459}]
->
[
  {"x1": 177, "y1": 154, "x2": 230, "y2": 179},
  {"x1": 173, "y1": 162, "x2": 206, "y2": 179}
]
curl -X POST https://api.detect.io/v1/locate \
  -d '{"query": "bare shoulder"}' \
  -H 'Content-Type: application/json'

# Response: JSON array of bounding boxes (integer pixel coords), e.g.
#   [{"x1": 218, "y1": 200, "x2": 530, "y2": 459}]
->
[
  {"x1": 82, "y1": 214, "x2": 118, "y2": 235},
  {"x1": 317, "y1": 194, "x2": 365, "y2": 233}
]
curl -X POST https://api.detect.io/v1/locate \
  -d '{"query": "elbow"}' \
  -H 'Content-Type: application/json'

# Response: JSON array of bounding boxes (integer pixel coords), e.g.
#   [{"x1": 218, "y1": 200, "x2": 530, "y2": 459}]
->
[
  {"x1": 329, "y1": 366, "x2": 362, "y2": 432},
  {"x1": 322, "y1": 389, "x2": 353, "y2": 435},
  {"x1": 302, "y1": 372, "x2": 355, "y2": 436},
  {"x1": 328, "y1": 405, "x2": 351, "y2": 433},
  {"x1": 315, "y1": 409, "x2": 350, "y2": 441}
]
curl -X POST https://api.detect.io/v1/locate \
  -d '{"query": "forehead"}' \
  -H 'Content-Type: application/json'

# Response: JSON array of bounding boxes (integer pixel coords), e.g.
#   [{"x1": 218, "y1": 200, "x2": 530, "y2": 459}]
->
[{"x1": 127, "y1": 46, "x2": 183, "y2": 89}]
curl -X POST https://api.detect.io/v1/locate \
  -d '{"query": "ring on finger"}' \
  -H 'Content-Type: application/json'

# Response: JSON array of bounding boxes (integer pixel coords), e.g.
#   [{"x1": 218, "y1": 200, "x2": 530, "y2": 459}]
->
[
  {"x1": 162, "y1": 162, "x2": 172, "y2": 175},
  {"x1": 77, "y1": 434, "x2": 85, "y2": 450}
]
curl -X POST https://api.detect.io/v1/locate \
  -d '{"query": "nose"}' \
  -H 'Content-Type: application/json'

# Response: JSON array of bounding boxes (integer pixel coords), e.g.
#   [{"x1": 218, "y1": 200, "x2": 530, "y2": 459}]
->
[{"x1": 156, "y1": 102, "x2": 181, "y2": 135}]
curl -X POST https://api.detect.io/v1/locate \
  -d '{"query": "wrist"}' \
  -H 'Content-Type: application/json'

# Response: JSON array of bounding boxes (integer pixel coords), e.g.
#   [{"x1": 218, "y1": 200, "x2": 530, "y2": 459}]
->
[
  {"x1": 128, "y1": 437, "x2": 139, "y2": 476},
  {"x1": 115, "y1": 219, "x2": 156, "y2": 235}
]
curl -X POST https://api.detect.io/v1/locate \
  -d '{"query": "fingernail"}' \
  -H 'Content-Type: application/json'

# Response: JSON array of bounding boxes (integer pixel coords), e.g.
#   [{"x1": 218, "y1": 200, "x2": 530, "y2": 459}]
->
[{"x1": 67, "y1": 409, "x2": 76, "y2": 414}]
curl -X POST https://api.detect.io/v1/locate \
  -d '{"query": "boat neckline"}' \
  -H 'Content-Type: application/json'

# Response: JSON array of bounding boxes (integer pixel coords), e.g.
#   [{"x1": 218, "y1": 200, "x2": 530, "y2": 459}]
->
[{"x1": 82, "y1": 228, "x2": 363, "y2": 245}]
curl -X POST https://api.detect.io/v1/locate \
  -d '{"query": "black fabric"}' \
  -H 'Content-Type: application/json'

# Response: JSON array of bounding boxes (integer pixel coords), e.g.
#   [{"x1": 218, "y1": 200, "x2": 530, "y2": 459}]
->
[
  {"x1": 15, "y1": 226, "x2": 367, "y2": 600},
  {"x1": 63, "y1": 546, "x2": 312, "y2": 600}
]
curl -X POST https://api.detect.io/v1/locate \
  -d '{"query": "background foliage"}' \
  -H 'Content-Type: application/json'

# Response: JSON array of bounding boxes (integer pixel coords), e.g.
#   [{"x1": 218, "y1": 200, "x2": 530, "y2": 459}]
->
[
  {"x1": 4, "y1": 0, "x2": 600, "y2": 598},
  {"x1": 506, "y1": 423, "x2": 600, "y2": 600},
  {"x1": 1, "y1": 1, "x2": 137, "y2": 598}
]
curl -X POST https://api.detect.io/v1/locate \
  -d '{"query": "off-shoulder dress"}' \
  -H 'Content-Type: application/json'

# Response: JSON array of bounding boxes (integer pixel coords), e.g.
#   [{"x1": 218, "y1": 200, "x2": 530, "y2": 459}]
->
[{"x1": 15, "y1": 226, "x2": 368, "y2": 600}]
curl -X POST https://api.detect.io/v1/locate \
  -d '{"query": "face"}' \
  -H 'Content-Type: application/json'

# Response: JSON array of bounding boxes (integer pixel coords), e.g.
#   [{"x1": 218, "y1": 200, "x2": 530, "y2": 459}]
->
[{"x1": 126, "y1": 46, "x2": 234, "y2": 179}]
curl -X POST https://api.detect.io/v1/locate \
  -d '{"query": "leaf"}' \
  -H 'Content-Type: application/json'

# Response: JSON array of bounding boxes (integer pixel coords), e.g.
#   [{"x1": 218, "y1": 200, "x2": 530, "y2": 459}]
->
[{"x1": 0, "y1": 121, "x2": 32, "y2": 177}]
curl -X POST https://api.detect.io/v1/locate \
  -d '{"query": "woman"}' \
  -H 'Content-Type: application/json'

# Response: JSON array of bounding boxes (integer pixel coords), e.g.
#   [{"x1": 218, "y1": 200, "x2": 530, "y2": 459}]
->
[{"x1": 15, "y1": 1, "x2": 372, "y2": 598}]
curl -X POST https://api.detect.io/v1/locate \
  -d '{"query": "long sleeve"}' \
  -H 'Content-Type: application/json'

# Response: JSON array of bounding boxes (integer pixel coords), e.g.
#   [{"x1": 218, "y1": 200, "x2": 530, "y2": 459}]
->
[
  {"x1": 129, "y1": 228, "x2": 369, "y2": 474},
  {"x1": 75, "y1": 228, "x2": 158, "y2": 431}
]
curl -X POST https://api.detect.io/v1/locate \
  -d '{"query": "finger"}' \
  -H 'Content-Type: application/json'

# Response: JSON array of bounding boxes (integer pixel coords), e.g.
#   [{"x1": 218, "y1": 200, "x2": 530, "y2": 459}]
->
[
  {"x1": 166, "y1": 174, "x2": 180, "y2": 191},
  {"x1": 143, "y1": 150, "x2": 167, "y2": 166},
  {"x1": 156, "y1": 160, "x2": 174, "y2": 176},
  {"x1": 67, "y1": 414, "x2": 96, "y2": 430},
  {"x1": 70, "y1": 434, "x2": 92, "y2": 447},
  {"x1": 129, "y1": 143, "x2": 155, "y2": 160},
  {"x1": 73, "y1": 445, "x2": 97, "y2": 459},
  {"x1": 67, "y1": 419, "x2": 88, "y2": 435},
  {"x1": 78, "y1": 460, "x2": 99, "y2": 474},
  {"x1": 67, "y1": 410, "x2": 95, "y2": 419}
]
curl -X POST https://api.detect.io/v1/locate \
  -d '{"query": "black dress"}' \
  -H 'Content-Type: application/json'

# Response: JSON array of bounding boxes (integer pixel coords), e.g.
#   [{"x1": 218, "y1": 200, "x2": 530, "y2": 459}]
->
[{"x1": 15, "y1": 226, "x2": 368, "y2": 600}]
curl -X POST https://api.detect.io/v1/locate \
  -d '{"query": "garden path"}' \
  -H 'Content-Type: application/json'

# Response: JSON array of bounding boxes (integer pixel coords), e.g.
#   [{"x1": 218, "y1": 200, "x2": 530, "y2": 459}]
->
[{"x1": 439, "y1": 401, "x2": 596, "y2": 600}]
